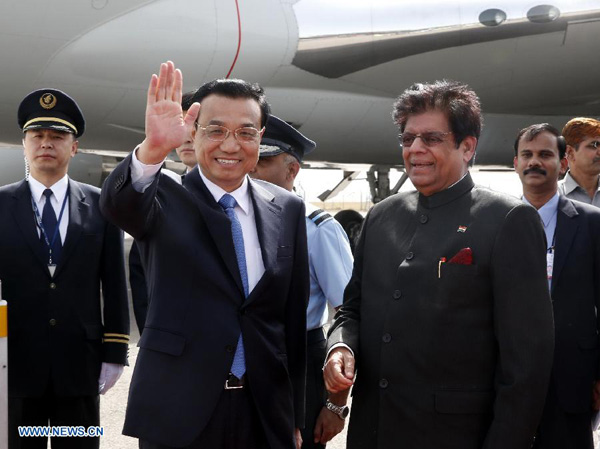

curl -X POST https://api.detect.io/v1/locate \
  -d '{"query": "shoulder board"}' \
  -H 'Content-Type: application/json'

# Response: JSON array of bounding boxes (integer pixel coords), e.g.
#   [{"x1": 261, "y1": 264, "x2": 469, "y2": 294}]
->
[{"x1": 308, "y1": 209, "x2": 332, "y2": 227}]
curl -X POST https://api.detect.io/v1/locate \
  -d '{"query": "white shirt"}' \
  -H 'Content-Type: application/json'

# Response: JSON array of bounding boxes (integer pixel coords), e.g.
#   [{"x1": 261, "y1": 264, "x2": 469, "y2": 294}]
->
[
  {"x1": 28, "y1": 174, "x2": 69, "y2": 244},
  {"x1": 523, "y1": 192, "x2": 559, "y2": 250},
  {"x1": 130, "y1": 149, "x2": 265, "y2": 292},
  {"x1": 523, "y1": 192, "x2": 559, "y2": 290}
]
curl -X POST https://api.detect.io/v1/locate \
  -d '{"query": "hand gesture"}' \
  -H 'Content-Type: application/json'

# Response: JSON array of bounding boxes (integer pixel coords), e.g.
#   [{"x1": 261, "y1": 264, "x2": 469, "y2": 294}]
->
[
  {"x1": 138, "y1": 61, "x2": 200, "y2": 164},
  {"x1": 323, "y1": 347, "x2": 355, "y2": 393}
]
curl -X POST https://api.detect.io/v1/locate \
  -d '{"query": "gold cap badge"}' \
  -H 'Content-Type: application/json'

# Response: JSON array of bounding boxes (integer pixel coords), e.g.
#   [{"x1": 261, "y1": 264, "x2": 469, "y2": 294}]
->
[{"x1": 39, "y1": 93, "x2": 57, "y2": 110}]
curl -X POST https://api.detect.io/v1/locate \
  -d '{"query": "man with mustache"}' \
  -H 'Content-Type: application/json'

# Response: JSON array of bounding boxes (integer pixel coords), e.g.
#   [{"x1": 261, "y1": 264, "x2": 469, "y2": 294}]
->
[
  {"x1": 559, "y1": 117, "x2": 600, "y2": 207},
  {"x1": 324, "y1": 80, "x2": 554, "y2": 449},
  {"x1": 514, "y1": 123, "x2": 600, "y2": 449}
]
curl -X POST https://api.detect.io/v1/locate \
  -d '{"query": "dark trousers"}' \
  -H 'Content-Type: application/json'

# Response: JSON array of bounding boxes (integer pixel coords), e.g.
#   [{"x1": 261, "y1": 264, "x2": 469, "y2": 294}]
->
[
  {"x1": 9, "y1": 391, "x2": 100, "y2": 449},
  {"x1": 140, "y1": 384, "x2": 268, "y2": 449},
  {"x1": 534, "y1": 382, "x2": 594, "y2": 449},
  {"x1": 301, "y1": 328, "x2": 327, "y2": 449}
]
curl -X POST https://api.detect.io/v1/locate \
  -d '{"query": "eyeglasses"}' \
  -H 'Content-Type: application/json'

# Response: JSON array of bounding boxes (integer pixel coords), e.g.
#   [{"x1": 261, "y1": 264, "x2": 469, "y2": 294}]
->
[
  {"x1": 198, "y1": 125, "x2": 263, "y2": 144},
  {"x1": 398, "y1": 131, "x2": 453, "y2": 147}
]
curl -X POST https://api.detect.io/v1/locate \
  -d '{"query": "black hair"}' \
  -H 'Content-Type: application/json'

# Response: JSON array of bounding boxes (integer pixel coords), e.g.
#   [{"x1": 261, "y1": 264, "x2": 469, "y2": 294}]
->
[
  {"x1": 514, "y1": 123, "x2": 566, "y2": 159},
  {"x1": 392, "y1": 80, "x2": 482, "y2": 148},
  {"x1": 191, "y1": 79, "x2": 270, "y2": 127}
]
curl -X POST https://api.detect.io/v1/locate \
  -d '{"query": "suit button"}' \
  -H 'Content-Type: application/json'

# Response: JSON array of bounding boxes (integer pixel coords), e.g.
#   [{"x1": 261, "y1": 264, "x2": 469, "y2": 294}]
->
[
  {"x1": 225, "y1": 345, "x2": 234, "y2": 353},
  {"x1": 406, "y1": 252, "x2": 414, "y2": 260},
  {"x1": 382, "y1": 333, "x2": 392, "y2": 343},
  {"x1": 393, "y1": 290, "x2": 401, "y2": 299},
  {"x1": 49, "y1": 283, "x2": 57, "y2": 289},
  {"x1": 379, "y1": 378, "x2": 388, "y2": 389},
  {"x1": 419, "y1": 214, "x2": 428, "y2": 224},
  {"x1": 49, "y1": 319, "x2": 57, "y2": 326}
]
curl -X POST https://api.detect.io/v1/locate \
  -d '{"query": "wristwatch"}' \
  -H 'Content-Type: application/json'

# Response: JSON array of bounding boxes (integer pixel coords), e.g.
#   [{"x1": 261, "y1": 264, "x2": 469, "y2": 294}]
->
[{"x1": 325, "y1": 399, "x2": 350, "y2": 420}]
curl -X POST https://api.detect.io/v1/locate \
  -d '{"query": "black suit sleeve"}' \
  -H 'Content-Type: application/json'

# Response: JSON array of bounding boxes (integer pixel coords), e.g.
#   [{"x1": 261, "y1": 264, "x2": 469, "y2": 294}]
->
[
  {"x1": 483, "y1": 204, "x2": 554, "y2": 448},
  {"x1": 100, "y1": 153, "x2": 161, "y2": 240},
  {"x1": 286, "y1": 199, "x2": 310, "y2": 428},
  {"x1": 100, "y1": 213, "x2": 130, "y2": 365}
]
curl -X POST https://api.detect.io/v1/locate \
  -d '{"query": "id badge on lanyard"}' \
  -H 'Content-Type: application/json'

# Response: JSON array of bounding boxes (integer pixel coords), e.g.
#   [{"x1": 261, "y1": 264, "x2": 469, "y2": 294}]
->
[{"x1": 546, "y1": 247, "x2": 554, "y2": 282}]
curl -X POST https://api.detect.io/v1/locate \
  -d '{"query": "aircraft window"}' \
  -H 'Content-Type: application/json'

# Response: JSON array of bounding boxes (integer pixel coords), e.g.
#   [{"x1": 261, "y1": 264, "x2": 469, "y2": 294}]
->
[
  {"x1": 527, "y1": 5, "x2": 561, "y2": 23},
  {"x1": 479, "y1": 9, "x2": 507, "y2": 27}
]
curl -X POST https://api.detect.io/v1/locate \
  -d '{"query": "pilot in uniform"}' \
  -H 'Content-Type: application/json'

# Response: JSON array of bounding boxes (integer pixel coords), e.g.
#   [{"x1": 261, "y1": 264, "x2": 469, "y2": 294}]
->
[{"x1": 0, "y1": 89, "x2": 129, "y2": 449}]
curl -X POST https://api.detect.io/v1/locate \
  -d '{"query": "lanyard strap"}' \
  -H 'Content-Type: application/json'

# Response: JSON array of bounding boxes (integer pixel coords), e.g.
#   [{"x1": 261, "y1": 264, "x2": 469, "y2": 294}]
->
[
  {"x1": 547, "y1": 229, "x2": 557, "y2": 253},
  {"x1": 31, "y1": 188, "x2": 69, "y2": 262}
]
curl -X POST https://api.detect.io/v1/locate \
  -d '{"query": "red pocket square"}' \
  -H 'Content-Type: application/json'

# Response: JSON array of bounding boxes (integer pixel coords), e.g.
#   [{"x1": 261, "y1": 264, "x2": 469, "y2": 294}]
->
[{"x1": 448, "y1": 247, "x2": 473, "y2": 265}]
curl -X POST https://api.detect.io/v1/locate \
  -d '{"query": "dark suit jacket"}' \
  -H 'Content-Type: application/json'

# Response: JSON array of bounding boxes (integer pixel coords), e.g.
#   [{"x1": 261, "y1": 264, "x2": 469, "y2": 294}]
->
[
  {"x1": 328, "y1": 174, "x2": 555, "y2": 449},
  {"x1": 550, "y1": 195, "x2": 600, "y2": 413},
  {"x1": 100, "y1": 156, "x2": 309, "y2": 449},
  {"x1": 0, "y1": 179, "x2": 129, "y2": 397}
]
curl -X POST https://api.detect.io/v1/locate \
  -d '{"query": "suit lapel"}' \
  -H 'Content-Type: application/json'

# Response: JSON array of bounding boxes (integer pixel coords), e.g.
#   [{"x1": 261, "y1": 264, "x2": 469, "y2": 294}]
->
[
  {"x1": 10, "y1": 180, "x2": 49, "y2": 272},
  {"x1": 184, "y1": 170, "x2": 245, "y2": 298},
  {"x1": 552, "y1": 196, "x2": 578, "y2": 294},
  {"x1": 247, "y1": 179, "x2": 282, "y2": 303},
  {"x1": 54, "y1": 180, "x2": 86, "y2": 278}
]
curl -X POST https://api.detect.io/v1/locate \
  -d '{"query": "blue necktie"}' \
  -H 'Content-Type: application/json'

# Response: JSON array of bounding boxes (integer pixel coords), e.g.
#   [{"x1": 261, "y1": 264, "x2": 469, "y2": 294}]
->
[
  {"x1": 218, "y1": 193, "x2": 248, "y2": 378},
  {"x1": 41, "y1": 189, "x2": 62, "y2": 265}
]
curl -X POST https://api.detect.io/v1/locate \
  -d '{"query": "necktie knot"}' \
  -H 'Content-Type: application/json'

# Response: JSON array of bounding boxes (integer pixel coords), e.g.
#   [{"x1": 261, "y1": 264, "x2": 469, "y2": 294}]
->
[
  {"x1": 43, "y1": 189, "x2": 53, "y2": 200},
  {"x1": 218, "y1": 193, "x2": 237, "y2": 211}
]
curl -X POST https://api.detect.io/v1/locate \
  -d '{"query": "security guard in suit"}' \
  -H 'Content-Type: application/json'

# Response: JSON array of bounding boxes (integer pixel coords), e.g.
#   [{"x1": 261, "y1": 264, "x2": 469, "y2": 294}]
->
[
  {"x1": 251, "y1": 116, "x2": 354, "y2": 447},
  {"x1": 514, "y1": 123, "x2": 600, "y2": 449},
  {"x1": 0, "y1": 89, "x2": 129, "y2": 448}
]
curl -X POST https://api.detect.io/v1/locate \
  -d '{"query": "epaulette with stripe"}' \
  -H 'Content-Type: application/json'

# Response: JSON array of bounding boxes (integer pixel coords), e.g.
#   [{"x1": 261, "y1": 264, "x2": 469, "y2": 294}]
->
[
  {"x1": 308, "y1": 209, "x2": 333, "y2": 227},
  {"x1": 103, "y1": 332, "x2": 130, "y2": 345}
]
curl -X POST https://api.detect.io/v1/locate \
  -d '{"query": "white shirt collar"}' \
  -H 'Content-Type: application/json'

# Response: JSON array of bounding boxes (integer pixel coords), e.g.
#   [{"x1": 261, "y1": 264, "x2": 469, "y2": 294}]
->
[
  {"x1": 562, "y1": 171, "x2": 600, "y2": 195},
  {"x1": 523, "y1": 192, "x2": 559, "y2": 227},
  {"x1": 562, "y1": 172, "x2": 580, "y2": 195},
  {"x1": 28, "y1": 174, "x2": 69, "y2": 203},
  {"x1": 197, "y1": 169, "x2": 251, "y2": 216}
]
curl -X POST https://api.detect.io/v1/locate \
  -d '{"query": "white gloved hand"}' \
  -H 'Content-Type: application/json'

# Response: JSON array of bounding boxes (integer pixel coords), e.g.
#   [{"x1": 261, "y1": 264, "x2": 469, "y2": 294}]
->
[{"x1": 98, "y1": 362, "x2": 124, "y2": 395}]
